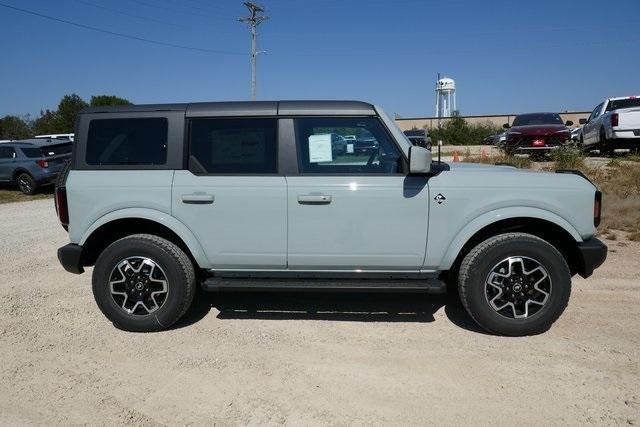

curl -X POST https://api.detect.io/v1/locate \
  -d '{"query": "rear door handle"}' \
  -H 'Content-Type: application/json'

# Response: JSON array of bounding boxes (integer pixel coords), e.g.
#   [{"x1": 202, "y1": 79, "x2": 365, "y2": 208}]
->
[
  {"x1": 297, "y1": 194, "x2": 332, "y2": 205},
  {"x1": 182, "y1": 193, "x2": 214, "y2": 204}
]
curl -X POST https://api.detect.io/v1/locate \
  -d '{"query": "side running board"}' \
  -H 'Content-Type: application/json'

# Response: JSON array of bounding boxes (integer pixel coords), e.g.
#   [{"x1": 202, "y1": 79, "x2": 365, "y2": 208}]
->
[{"x1": 201, "y1": 277, "x2": 447, "y2": 294}]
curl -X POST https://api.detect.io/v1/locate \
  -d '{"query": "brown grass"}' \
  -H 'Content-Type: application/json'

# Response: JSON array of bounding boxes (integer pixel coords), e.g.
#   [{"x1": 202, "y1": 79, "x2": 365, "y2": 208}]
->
[
  {"x1": 0, "y1": 187, "x2": 53, "y2": 205},
  {"x1": 461, "y1": 149, "x2": 533, "y2": 169}
]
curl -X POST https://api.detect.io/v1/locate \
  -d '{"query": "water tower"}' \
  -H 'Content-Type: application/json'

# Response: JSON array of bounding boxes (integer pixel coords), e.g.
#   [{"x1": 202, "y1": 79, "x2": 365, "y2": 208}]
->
[{"x1": 435, "y1": 76, "x2": 456, "y2": 118}]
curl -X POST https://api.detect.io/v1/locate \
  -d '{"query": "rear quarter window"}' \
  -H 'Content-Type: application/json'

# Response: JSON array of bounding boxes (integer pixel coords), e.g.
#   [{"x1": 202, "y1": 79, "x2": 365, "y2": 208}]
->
[{"x1": 86, "y1": 118, "x2": 168, "y2": 165}]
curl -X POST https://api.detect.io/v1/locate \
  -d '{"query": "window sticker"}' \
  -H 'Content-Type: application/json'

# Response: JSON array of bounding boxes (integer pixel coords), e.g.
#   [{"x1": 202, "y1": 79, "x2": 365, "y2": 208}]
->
[
  {"x1": 346, "y1": 143, "x2": 354, "y2": 154},
  {"x1": 308, "y1": 134, "x2": 333, "y2": 163}
]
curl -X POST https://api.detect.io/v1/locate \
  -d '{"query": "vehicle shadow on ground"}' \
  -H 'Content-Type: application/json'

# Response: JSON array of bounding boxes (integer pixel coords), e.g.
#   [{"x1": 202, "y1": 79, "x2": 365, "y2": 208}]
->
[{"x1": 173, "y1": 288, "x2": 487, "y2": 334}]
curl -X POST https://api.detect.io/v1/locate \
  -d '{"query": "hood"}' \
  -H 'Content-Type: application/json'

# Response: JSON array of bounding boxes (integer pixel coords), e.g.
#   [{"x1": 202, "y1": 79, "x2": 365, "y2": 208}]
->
[{"x1": 508, "y1": 124, "x2": 568, "y2": 136}]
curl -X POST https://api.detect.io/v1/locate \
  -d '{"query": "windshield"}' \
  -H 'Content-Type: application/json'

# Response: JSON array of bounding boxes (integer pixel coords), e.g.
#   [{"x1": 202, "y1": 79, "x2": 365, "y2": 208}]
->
[
  {"x1": 606, "y1": 98, "x2": 640, "y2": 111},
  {"x1": 512, "y1": 113, "x2": 564, "y2": 126}
]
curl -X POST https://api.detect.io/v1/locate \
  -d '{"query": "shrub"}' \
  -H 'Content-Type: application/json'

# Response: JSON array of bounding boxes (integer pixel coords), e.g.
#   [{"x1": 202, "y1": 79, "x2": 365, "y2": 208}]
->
[
  {"x1": 429, "y1": 115, "x2": 502, "y2": 146},
  {"x1": 549, "y1": 145, "x2": 585, "y2": 170}
]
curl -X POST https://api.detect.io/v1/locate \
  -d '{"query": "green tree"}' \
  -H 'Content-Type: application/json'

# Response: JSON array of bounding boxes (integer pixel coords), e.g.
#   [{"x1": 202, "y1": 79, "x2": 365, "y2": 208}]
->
[
  {"x1": 55, "y1": 94, "x2": 88, "y2": 133},
  {"x1": 429, "y1": 116, "x2": 501, "y2": 145},
  {"x1": 0, "y1": 115, "x2": 32, "y2": 140},
  {"x1": 90, "y1": 95, "x2": 133, "y2": 107},
  {"x1": 32, "y1": 109, "x2": 59, "y2": 135}
]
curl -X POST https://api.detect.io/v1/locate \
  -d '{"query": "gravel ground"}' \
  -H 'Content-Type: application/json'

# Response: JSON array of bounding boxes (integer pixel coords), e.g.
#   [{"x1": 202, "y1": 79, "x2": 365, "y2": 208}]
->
[{"x1": 1, "y1": 199, "x2": 638, "y2": 425}]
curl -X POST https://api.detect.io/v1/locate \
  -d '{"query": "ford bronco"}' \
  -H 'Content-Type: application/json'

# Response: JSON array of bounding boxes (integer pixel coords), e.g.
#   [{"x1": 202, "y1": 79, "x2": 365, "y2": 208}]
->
[{"x1": 55, "y1": 101, "x2": 607, "y2": 335}]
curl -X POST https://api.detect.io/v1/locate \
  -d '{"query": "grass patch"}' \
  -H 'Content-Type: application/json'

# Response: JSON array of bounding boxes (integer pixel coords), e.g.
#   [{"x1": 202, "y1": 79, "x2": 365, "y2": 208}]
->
[
  {"x1": 0, "y1": 187, "x2": 53, "y2": 204},
  {"x1": 549, "y1": 145, "x2": 585, "y2": 170},
  {"x1": 461, "y1": 149, "x2": 532, "y2": 169}
]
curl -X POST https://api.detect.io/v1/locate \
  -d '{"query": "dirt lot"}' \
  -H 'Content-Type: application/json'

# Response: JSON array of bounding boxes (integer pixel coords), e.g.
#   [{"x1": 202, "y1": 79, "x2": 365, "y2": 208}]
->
[{"x1": 1, "y1": 199, "x2": 639, "y2": 425}]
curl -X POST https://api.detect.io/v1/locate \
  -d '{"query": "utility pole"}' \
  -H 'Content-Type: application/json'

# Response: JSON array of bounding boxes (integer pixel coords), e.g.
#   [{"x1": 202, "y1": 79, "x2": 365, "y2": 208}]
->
[{"x1": 239, "y1": 2, "x2": 268, "y2": 101}]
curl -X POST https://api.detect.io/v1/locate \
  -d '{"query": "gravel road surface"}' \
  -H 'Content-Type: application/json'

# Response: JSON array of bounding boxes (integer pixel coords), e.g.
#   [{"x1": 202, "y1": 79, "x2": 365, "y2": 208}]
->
[{"x1": 1, "y1": 199, "x2": 638, "y2": 425}]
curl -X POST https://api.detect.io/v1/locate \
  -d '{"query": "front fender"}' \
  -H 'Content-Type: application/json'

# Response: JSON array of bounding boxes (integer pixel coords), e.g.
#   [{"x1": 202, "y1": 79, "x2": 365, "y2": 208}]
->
[
  {"x1": 437, "y1": 207, "x2": 583, "y2": 270},
  {"x1": 79, "y1": 208, "x2": 210, "y2": 268}
]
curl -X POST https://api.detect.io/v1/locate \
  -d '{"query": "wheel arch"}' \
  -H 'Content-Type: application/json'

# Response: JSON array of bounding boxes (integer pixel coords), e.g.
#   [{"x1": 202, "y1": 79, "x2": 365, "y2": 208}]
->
[
  {"x1": 12, "y1": 167, "x2": 32, "y2": 181},
  {"x1": 79, "y1": 209, "x2": 210, "y2": 269},
  {"x1": 441, "y1": 209, "x2": 584, "y2": 277}
]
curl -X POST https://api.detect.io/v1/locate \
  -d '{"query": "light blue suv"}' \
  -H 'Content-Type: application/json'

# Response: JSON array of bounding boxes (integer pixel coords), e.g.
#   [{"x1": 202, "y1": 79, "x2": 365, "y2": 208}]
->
[
  {"x1": 0, "y1": 138, "x2": 72, "y2": 194},
  {"x1": 55, "y1": 101, "x2": 607, "y2": 335}
]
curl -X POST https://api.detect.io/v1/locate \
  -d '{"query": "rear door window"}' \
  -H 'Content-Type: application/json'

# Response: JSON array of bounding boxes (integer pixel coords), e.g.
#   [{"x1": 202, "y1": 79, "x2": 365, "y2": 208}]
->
[
  {"x1": 188, "y1": 118, "x2": 278, "y2": 174},
  {"x1": 86, "y1": 118, "x2": 168, "y2": 165},
  {"x1": 0, "y1": 146, "x2": 15, "y2": 159}
]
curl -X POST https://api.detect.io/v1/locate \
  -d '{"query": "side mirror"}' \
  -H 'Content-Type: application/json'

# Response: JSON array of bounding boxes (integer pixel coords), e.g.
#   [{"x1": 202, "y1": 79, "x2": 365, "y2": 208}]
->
[
  {"x1": 409, "y1": 145, "x2": 432, "y2": 174},
  {"x1": 503, "y1": 123, "x2": 510, "y2": 129},
  {"x1": 565, "y1": 120, "x2": 574, "y2": 126},
  {"x1": 579, "y1": 118, "x2": 587, "y2": 125}
]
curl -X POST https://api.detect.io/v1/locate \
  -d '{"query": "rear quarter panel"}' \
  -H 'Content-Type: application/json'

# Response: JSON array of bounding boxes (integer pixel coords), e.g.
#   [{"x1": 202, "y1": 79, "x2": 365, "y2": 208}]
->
[{"x1": 66, "y1": 170, "x2": 175, "y2": 244}]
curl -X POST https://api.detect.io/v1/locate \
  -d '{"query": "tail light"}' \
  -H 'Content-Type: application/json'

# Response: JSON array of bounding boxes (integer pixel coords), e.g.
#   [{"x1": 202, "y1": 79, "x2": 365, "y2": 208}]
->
[
  {"x1": 594, "y1": 191, "x2": 602, "y2": 227},
  {"x1": 611, "y1": 113, "x2": 619, "y2": 127},
  {"x1": 55, "y1": 186, "x2": 69, "y2": 231},
  {"x1": 36, "y1": 159, "x2": 49, "y2": 168}
]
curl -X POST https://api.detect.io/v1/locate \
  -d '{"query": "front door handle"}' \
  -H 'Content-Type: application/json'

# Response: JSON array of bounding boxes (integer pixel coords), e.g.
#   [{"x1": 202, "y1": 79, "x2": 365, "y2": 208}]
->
[
  {"x1": 297, "y1": 194, "x2": 332, "y2": 205},
  {"x1": 182, "y1": 193, "x2": 214, "y2": 204}
]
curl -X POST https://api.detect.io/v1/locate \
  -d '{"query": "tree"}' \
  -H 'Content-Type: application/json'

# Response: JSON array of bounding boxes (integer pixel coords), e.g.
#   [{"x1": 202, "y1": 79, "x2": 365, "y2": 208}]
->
[
  {"x1": 32, "y1": 109, "x2": 59, "y2": 135},
  {"x1": 429, "y1": 116, "x2": 502, "y2": 145},
  {"x1": 55, "y1": 94, "x2": 88, "y2": 133},
  {"x1": 90, "y1": 95, "x2": 133, "y2": 107},
  {"x1": 0, "y1": 115, "x2": 32, "y2": 140}
]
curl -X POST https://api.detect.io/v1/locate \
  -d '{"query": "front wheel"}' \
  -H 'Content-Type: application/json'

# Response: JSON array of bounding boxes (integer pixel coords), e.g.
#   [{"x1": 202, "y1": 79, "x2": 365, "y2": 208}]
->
[
  {"x1": 458, "y1": 233, "x2": 571, "y2": 336},
  {"x1": 92, "y1": 234, "x2": 196, "y2": 332}
]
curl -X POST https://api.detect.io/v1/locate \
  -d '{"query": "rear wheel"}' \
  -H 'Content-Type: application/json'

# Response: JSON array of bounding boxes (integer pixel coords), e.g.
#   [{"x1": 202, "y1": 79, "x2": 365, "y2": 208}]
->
[
  {"x1": 599, "y1": 128, "x2": 614, "y2": 156},
  {"x1": 92, "y1": 234, "x2": 196, "y2": 332},
  {"x1": 16, "y1": 173, "x2": 37, "y2": 195},
  {"x1": 458, "y1": 233, "x2": 571, "y2": 336}
]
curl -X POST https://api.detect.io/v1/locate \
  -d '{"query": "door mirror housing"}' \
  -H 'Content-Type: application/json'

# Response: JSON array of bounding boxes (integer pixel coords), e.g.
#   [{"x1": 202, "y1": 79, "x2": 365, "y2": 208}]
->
[
  {"x1": 503, "y1": 123, "x2": 511, "y2": 129},
  {"x1": 565, "y1": 120, "x2": 574, "y2": 126},
  {"x1": 579, "y1": 118, "x2": 588, "y2": 125},
  {"x1": 409, "y1": 145, "x2": 432, "y2": 174}
]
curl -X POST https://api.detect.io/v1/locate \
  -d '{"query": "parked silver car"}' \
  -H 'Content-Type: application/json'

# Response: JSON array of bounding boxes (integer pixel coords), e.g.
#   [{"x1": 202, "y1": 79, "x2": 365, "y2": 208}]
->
[{"x1": 56, "y1": 101, "x2": 606, "y2": 336}]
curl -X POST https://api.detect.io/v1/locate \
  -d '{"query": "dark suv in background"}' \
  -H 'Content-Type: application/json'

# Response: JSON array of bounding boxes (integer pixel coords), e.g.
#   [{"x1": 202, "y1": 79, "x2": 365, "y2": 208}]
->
[{"x1": 0, "y1": 138, "x2": 72, "y2": 194}]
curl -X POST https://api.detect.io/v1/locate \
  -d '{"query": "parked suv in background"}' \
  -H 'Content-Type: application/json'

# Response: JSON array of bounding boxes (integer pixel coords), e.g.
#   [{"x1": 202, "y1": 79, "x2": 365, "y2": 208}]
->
[
  {"x1": 502, "y1": 113, "x2": 573, "y2": 155},
  {"x1": 56, "y1": 101, "x2": 606, "y2": 336},
  {"x1": 0, "y1": 138, "x2": 72, "y2": 194},
  {"x1": 580, "y1": 96, "x2": 640, "y2": 154}
]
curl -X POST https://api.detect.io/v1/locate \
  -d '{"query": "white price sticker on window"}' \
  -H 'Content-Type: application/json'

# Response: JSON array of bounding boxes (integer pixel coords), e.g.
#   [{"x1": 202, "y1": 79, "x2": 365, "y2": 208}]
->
[{"x1": 308, "y1": 134, "x2": 333, "y2": 163}]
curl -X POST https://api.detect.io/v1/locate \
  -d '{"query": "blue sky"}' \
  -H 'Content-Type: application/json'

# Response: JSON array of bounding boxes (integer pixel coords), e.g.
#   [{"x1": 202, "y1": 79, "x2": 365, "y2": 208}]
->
[{"x1": 1, "y1": 0, "x2": 638, "y2": 118}]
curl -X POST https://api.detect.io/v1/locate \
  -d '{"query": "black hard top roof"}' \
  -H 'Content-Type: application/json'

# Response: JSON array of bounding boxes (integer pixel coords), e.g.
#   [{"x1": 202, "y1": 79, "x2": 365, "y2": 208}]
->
[{"x1": 80, "y1": 100, "x2": 376, "y2": 117}]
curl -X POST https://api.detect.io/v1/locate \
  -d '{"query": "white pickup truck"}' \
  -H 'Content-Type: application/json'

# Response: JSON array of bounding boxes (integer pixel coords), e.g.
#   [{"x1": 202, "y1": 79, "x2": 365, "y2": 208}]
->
[{"x1": 580, "y1": 96, "x2": 640, "y2": 154}]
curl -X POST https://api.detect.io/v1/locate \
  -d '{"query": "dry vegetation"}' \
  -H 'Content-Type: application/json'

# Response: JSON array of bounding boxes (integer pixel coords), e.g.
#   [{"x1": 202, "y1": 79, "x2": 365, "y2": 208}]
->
[
  {"x1": 0, "y1": 187, "x2": 53, "y2": 204},
  {"x1": 462, "y1": 147, "x2": 640, "y2": 240}
]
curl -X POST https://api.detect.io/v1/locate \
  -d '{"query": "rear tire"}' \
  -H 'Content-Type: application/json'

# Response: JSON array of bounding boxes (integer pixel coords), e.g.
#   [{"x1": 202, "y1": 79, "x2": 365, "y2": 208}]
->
[
  {"x1": 458, "y1": 233, "x2": 571, "y2": 336},
  {"x1": 92, "y1": 234, "x2": 196, "y2": 332},
  {"x1": 16, "y1": 173, "x2": 37, "y2": 195},
  {"x1": 599, "y1": 128, "x2": 614, "y2": 156}
]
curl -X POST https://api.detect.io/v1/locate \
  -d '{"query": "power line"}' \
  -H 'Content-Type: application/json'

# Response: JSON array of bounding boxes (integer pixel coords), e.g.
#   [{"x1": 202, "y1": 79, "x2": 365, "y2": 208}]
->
[
  {"x1": 239, "y1": 2, "x2": 268, "y2": 101},
  {"x1": 0, "y1": 2, "x2": 245, "y2": 56},
  {"x1": 130, "y1": 0, "x2": 236, "y2": 21}
]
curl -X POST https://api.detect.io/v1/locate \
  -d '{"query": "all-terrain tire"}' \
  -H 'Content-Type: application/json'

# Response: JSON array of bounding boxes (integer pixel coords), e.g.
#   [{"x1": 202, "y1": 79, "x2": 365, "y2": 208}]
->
[
  {"x1": 92, "y1": 234, "x2": 196, "y2": 332},
  {"x1": 599, "y1": 128, "x2": 614, "y2": 156},
  {"x1": 458, "y1": 232, "x2": 571, "y2": 336}
]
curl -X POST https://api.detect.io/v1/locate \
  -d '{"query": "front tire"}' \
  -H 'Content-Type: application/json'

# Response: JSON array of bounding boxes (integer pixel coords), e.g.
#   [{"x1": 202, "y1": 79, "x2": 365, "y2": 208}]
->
[
  {"x1": 458, "y1": 233, "x2": 571, "y2": 336},
  {"x1": 92, "y1": 234, "x2": 196, "y2": 332}
]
